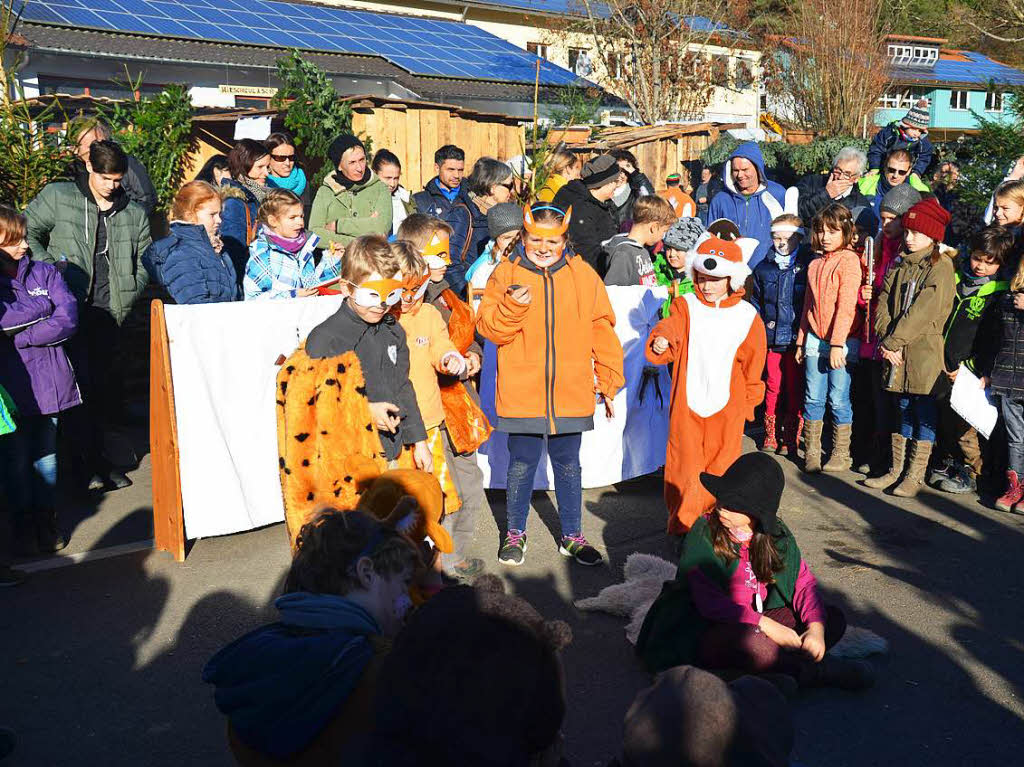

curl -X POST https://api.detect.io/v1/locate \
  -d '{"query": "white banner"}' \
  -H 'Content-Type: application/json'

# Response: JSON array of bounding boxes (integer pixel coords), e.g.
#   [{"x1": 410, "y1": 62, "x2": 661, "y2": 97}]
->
[{"x1": 165, "y1": 287, "x2": 670, "y2": 539}]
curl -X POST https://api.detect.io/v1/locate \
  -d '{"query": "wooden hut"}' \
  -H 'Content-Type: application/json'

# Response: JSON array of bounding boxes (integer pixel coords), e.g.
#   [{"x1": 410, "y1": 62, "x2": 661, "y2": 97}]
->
[
  {"x1": 189, "y1": 95, "x2": 528, "y2": 191},
  {"x1": 563, "y1": 122, "x2": 744, "y2": 189}
]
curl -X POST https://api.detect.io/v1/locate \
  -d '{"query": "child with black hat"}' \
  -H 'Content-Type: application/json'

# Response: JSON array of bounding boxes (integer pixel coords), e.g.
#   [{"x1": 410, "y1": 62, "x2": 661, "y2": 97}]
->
[{"x1": 636, "y1": 452, "x2": 874, "y2": 690}]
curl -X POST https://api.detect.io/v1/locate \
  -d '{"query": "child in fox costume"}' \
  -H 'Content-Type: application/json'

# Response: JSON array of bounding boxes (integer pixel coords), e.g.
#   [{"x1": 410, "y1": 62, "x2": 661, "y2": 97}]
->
[{"x1": 647, "y1": 235, "x2": 768, "y2": 535}]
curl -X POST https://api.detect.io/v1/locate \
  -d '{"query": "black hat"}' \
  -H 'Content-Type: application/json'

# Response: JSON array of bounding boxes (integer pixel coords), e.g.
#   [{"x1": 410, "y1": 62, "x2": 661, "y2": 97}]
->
[
  {"x1": 700, "y1": 453, "x2": 784, "y2": 535},
  {"x1": 582, "y1": 154, "x2": 621, "y2": 188},
  {"x1": 327, "y1": 134, "x2": 364, "y2": 168}
]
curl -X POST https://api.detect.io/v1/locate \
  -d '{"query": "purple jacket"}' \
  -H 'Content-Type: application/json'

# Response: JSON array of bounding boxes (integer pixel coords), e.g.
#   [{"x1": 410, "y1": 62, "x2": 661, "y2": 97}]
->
[{"x1": 0, "y1": 257, "x2": 81, "y2": 415}]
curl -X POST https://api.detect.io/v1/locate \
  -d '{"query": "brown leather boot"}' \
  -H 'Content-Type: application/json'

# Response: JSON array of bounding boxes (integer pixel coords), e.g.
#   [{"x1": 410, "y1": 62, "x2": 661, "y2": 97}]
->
[
  {"x1": 864, "y1": 433, "x2": 907, "y2": 489},
  {"x1": 823, "y1": 422, "x2": 853, "y2": 472},
  {"x1": 803, "y1": 420, "x2": 824, "y2": 473},
  {"x1": 893, "y1": 441, "x2": 934, "y2": 497}
]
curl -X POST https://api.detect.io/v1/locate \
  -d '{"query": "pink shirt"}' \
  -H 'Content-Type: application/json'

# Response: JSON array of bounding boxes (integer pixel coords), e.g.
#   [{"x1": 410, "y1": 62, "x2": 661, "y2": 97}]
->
[{"x1": 687, "y1": 540, "x2": 826, "y2": 626}]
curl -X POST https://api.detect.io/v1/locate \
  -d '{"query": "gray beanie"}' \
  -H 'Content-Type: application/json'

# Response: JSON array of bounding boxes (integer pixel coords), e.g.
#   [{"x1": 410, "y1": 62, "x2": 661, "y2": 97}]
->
[
  {"x1": 880, "y1": 184, "x2": 922, "y2": 216},
  {"x1": 582, "y1": 154, "x2": 620, "y2": 188},
  {"x1": 486, "y1": 203, "x2": 524, "y2": 239},
  {"x1": 663, "y1": 217, "x2": 706, "y2": 252}
]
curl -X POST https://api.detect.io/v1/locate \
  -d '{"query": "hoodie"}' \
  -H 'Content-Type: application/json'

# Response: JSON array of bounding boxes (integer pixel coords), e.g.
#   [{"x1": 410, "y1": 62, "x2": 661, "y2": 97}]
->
[
  {"x1": 202, "y1": 592, "x2": 380, "y2": 760},
  {"x1": 706, "y1": 144, "x2": 787, "y2": 270}
]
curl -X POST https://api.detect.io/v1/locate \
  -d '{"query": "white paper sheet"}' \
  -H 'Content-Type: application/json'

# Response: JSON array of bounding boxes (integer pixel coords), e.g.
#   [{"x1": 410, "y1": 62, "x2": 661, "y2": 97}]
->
[
  {"x1": 233, "y1": 115, "x2": 272, "y2": 140},
  {"x1": 950, "y1": 364, "x2": 999, "y2": 439}
]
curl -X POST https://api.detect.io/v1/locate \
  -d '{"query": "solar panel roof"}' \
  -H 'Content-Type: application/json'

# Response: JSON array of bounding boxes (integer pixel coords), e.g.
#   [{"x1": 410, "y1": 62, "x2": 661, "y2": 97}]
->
[
  {"x1": 892, "y1": 51, "x2": 1024, "y2": 87},
  {"x1": 14, "y1": 0, "x2": 586, "y2": 86}
]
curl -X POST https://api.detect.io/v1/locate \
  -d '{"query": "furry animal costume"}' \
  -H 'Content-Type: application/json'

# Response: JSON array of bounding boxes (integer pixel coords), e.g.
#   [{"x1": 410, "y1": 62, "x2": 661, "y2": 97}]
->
[{"x1": 646, "y1": 236, "x2": 767, "y2": 534}]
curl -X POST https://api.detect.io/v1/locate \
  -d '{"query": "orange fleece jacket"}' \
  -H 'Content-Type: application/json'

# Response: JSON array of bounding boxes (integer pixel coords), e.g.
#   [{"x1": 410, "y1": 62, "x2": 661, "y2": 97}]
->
[
  {"x1": 797, "y1": 247, "x2": 862, "y2": 347},
  {"x1": 398, "y1": 302, "x2": 459, "y2": 429}
]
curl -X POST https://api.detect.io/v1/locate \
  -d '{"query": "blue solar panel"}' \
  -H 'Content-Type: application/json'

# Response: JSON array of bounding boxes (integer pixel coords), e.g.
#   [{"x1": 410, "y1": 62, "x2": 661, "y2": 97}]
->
[
  {"x1": 15, "y1": 0, "x2": 585, "y2": 86},
  {"x1": 892, "y1": 52, "x2": 1024, "y2": 87}
]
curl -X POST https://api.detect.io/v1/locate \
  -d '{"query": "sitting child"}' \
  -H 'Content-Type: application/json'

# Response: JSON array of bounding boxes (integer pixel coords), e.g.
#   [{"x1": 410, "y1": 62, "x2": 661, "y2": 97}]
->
[
  {"x1": 143, "y1": 180, "x2": 239, "y2": 304},
  {"x1": 752, "y1": 213, "x2": 808, "y2": 455},
  {"x1": 637, "y1": 452, "x2": 874, "y2": 691},
  {"x1": 203, "y1": 508, "x2": 421, "y2": 766},
  {"x1": 646, "y1": 235, "x2": 766, "y2": 535},
  {"x1": 603, "y1": 195, "x2": 676, "y2": 287},
  {"x1": 243, "y1": 189, "x2": 340, "y2": 300},
  {"x1": 464, "y1": 204, "x2": 523, "y2": 308},
  {"x1": 867, "y1": 98, "x2": 934, "y2": 183}
]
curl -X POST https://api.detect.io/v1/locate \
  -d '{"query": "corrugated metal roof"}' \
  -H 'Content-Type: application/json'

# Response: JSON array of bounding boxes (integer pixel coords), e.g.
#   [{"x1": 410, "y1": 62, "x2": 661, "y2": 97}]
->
[{"x1": 892, "y1": 50, "x2": 1024, "y2": 87}]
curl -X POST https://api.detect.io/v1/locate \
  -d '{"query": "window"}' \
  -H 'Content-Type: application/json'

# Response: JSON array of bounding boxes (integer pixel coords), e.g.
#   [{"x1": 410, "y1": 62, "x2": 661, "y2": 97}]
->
[
  {"x1": 986, "y1": 91, "x2": 1004, "y2": 112},
  {"x1": 37, "y1": 75, "x2": 163, "y2": 100},
  {"x1": 568, "y1": 48, "x2": 593, "y2": 77},
  {"x1": 878, "y1": 87, "x2": 928, "y2": 110},
  {"x1": 949, "y1": 90, "x2": 969, "y2": 111},
  {"x1": 887, "y1": 43, "x2": 938, "y2": 68},
  {"x1": 235, "y1": 96, "x2": 271, "y2": 110},
  {"x1": 710, "y1": 55, "x2": 730, "y2": 85},
  {"x1": 607, "y1": 52, "x2": 625, "y2": 80},
  {"x1": 734, "y1": 59, "x2": 754, "y2": 90},
  {"x1": 527, "y1": 42, "x2": 548, "y2": 60}
]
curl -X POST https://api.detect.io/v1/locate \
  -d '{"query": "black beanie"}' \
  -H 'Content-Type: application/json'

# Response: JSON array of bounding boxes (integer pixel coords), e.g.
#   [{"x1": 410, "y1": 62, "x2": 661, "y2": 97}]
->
[{"x1": 327, "y1": 134, "x2": 364, "y2": 168}]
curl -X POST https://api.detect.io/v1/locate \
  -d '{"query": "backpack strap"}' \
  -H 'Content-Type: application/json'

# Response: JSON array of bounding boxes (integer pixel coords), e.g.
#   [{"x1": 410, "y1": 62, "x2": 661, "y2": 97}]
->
[{"x1": 450, "y1": 201, "x2": 475, "y2": 264}]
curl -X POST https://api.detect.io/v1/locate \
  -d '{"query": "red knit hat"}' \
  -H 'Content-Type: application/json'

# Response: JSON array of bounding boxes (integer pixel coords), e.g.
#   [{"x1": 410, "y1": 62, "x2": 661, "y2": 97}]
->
[{"x1": 903, "y1": 197, "x2": 950, "y2": 243}]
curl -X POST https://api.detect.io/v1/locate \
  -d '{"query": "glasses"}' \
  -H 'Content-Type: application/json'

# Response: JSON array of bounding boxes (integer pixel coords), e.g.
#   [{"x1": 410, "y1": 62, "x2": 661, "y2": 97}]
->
[
  {"x1": 271, "y1": 153, "x2": 296, "y2": 163},
  {"x1": 831, "y1": 167, "x2": 860, "y2": 181},
  {"x1": 885, "y1": 166, "x2": 910, "y2": 177},
  {"x1": 498, "y1": 181, "x2": 516, "y2": 191}
]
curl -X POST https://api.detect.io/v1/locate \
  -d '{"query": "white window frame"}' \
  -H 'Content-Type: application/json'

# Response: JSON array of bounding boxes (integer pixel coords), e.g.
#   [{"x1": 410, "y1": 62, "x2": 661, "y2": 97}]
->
[
  {"x1": 986, "y1": 91, "x2": 1004, "y2": 113},
  {"x1": 527, "y1": 42, "x2": 548, "y2": 60},
  {"x1": 878, "y1": 87, "x2": 929, "y2": 110},
  {"x1": 949, "y1": 90, "x2": 969, "y2": 111}
]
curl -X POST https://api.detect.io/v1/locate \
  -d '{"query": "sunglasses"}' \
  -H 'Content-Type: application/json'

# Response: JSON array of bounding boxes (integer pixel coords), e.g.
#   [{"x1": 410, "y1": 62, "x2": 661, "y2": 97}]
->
[
  {"x1": 347, "y1": 278, "x2": 403, "y2": 308},
  {"x1": 271, "y1": 153, "x2": 296, "y2": 162},
  {"x1": 885, "y1": 166, "x2": 910, "y2": 176}
]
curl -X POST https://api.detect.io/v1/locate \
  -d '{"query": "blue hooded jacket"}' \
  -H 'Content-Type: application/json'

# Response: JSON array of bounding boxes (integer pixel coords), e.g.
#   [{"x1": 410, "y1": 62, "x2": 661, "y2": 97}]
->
[
  {"x1": 707, "y1": 143, "x2": 787, "y2": 270},
  {"x1": 143, "y1": 222, "x2": 239, "y2": 305},
  {"x1": 202, "y1": 592, "x2": 380, "y2": 760}
]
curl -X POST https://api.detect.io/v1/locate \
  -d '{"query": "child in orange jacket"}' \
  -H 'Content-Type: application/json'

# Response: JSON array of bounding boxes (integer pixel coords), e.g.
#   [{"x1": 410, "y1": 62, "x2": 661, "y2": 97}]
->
[
  {"x1": 477, "y1": 204, "x2": 625, "y2": 568},
  {"x1": 647, "y1": 234, "x2": 767, "y2": 535}
]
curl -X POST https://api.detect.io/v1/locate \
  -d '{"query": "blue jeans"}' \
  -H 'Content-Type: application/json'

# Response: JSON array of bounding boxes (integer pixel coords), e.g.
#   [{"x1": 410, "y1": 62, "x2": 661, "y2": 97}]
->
[
  {"x1": 803, "y1": 332, "x2": 859, "y2": 424},
  {"x1": 896, "y1": 394, "x2": 937, "y2": 442},
  {"x1": 505, "y1": 432, "x2": 582, "y2": 536},
  {"x1": 0, "y1": 414, "x2": 59, "y2": 511},
  {"x1": 1001, "y1": 396, "x2": 1024, "y2": 472}
]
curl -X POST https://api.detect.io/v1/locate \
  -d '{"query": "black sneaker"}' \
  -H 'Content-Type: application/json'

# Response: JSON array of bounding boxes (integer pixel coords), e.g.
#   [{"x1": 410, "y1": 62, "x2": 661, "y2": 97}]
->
[
  {"x1": 940, "y1": 466, "x2": 977, "y2": 495},
  {"x1": 0, "y1": 564, "x2": 27, "y2": 587},
  {"x1": 559, "y1": 534, "x2": 603, "y2": 566},
  {"x1": 498, "y1": 530, "x2": 527, "y2": 566}
]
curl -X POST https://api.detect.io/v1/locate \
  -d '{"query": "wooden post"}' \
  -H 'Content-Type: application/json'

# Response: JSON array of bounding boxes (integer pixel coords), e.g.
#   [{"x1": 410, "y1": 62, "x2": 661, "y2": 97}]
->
[{"x1": 149, "y1": 299, "x2": 186, "y2": 562}]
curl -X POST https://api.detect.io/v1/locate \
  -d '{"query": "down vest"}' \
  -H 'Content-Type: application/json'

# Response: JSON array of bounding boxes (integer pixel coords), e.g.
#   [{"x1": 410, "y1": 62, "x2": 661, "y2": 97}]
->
[
  {"x1": 25, "y1": 179, "x2": 150, "y2": 325},
  {"x1": 143, "y1": 222, "x2": 239, "y2": 305},
  {"x1": 475, "y1": 244, "x2": 625, "y2": 434}
]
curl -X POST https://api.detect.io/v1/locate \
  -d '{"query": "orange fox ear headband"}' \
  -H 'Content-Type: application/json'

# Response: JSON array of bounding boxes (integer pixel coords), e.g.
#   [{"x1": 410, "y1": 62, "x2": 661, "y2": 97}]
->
[
  {"x1": 422, "y1": 230, "x2": 451, "y2": 267},
  {"x1": 523, "y1": 205, "x2": 572, "y2": 237}
]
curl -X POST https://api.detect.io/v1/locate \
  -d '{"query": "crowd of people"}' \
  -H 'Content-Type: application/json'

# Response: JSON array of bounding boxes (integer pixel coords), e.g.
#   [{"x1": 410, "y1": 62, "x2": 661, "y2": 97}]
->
[{"x1": 2, "y1": 98, "x2": 1023, "y2": 763}]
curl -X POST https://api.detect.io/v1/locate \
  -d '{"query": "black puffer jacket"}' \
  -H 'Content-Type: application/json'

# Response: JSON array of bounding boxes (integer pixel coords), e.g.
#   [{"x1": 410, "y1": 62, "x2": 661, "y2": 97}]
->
[
  {"x1": 979, "y1": 289, "x2": 1024, "y2": 399},
  {"x1": 552, "y1": 179, "x2": 618, "y2": 276},
  {"x1": 796, "y1": 172, "x2": 872, "y2": 225}
]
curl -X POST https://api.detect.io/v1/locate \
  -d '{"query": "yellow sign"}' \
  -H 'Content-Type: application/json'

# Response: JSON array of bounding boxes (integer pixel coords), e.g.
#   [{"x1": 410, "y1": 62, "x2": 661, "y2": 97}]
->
[{"x1": 218, "y1": 85, "x2": 278, "y2": 97}]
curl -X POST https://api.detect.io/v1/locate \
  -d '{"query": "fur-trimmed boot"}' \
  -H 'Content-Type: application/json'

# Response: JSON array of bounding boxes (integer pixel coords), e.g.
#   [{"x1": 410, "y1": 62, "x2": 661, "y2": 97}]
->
[
  {"x1": 799, "y1": 656, "x2": 875, "y2": 691},
  {"x1": 864, "y1": 433, "x2": 908, "y2": 489},
  {"x1": 994, "y1": 470, "x2": 1024, "y2": 512},
  {"x1": 803, "y1": 420, "x2": 824, "y2": 473},
  {"x1": 892, "y1": 440, "x2": 933, "y2": 498},
  {"x1": 761, "y1": 414, "x2": 778, "y2": 452},
  {"x1": 823, "y1": 422, "x2": 853, "y2": 473}
]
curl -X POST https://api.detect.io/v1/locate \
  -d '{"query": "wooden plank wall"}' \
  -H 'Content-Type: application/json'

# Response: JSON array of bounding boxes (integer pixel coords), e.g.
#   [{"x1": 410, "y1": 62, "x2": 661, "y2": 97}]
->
[{"x1": 352, "y1": 106, "x2": 525, "y2": 193}]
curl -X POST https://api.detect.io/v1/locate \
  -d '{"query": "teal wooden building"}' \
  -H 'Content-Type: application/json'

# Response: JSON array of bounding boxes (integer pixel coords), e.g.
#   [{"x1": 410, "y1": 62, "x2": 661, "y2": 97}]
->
[{"x1": 876, "y1": 35, "x2": 1024, "y2": 140}]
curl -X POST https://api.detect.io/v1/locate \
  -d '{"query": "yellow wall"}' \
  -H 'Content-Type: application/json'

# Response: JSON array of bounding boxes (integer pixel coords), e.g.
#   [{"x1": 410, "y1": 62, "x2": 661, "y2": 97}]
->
[{"x1": 323, "y1": 0, "x2": 761, "y2": 125}]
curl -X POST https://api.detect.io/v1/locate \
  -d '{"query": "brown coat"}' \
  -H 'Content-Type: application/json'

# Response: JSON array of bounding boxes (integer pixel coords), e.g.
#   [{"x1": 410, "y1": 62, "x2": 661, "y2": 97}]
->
[{"x1": 875, "y1": 245, "x2": 956, "y2": 395}]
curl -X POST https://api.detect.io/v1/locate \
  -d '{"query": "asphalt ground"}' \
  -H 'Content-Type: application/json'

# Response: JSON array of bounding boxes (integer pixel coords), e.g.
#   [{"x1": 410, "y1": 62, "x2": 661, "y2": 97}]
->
[{"x1": 2, "y1": 434, "x2": 1024, "y2": 766}]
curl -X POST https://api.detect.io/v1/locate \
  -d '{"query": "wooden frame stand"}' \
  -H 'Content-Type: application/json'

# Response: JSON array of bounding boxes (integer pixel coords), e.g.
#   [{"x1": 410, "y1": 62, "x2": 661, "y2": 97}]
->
[{"x1": 150, "y1": 299, "x2": 186, "y2": 561}]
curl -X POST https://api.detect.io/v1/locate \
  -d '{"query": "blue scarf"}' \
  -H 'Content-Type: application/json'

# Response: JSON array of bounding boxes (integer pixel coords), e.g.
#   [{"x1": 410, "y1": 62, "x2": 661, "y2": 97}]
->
[
  {"x1": 267, "y1": 165, "x2": 307, "y2": 197},
  {"x1": 202, "y1": 592, "x2": 379, "y2": 759}
]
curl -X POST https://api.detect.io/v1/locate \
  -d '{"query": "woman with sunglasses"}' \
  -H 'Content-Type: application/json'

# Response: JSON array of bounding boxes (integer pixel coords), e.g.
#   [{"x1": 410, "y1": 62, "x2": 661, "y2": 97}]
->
[
  {"x1": 464, "y1": 158, "x2": 516, "y2": 269},
  {"x1": 265, "y1": 132, "x2": 311, "y2": 219}
]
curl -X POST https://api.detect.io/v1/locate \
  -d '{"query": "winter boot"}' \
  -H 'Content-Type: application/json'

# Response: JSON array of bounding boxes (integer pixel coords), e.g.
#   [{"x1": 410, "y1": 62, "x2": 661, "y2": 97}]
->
[
  {"x1": 892, "y1": 440, "x2": 934, "y2": 498},
  {"x1": 803, "y1": 420, "x2": 824, "y2": 473},
  {"x1": 799, "y1": 656, "x2": 875, "y2": 691},
  {"x1": 823, "y1": 423, "x2": 853, "y2": 472},
  {"x1": 761, "y1": 414, "x2": 778, "y2": 452},
  {"x1": 864, "y1": 433, "x2": 908, "y2": 489},
  {"x1": 994, "y1": 470, "x2": 1024, "y2": 512},
  {"x1": 35, "y1": 509, "x2": 67, "y2": 554}
]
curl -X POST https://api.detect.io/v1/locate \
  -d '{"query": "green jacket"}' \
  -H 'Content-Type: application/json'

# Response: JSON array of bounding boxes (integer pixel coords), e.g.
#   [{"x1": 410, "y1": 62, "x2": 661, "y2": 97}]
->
[
  {"x1": 635, "y1": 515, "x2": 801, "y2": 673},
  {"x1": 26, "y1": 180, "x2": 151, "y2": 324},
  {"x1": 875, "y1": 246, "x2": 956, "y2": 395},
  {"x1": 858, "y1": 172, "x2": 930, "y2": 197},
  {"x1": 308, "y1": 171, "x2": 392, "y2": 248}
]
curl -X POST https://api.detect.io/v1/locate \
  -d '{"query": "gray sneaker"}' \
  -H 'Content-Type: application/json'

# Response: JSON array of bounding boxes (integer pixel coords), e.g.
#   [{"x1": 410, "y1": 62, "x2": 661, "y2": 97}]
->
[
  {"x1": 928, "y1": 457, "x2": 955, "y2": 486},
  {"x1": 498, "y1": 530, "x2": 527, "y2": 566},
  {"x1": 939, "y1": 466, "x2": 977, "y2": 495}
]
